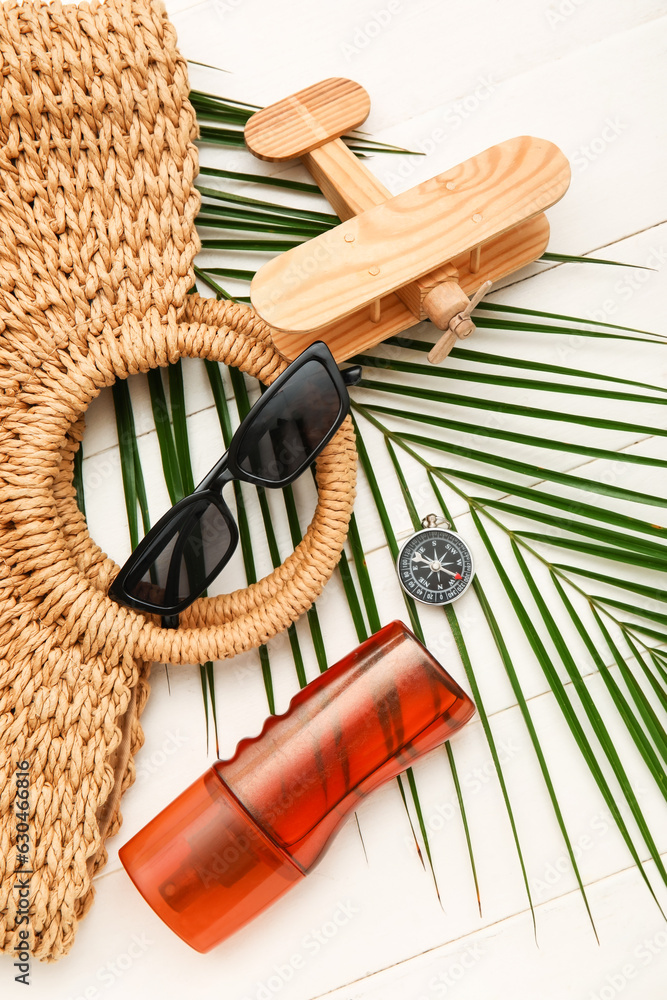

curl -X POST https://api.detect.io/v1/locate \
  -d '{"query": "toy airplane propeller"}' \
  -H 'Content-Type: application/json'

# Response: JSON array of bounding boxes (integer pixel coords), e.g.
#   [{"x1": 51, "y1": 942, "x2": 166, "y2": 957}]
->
[{"x1": 244, "y1": 78, "x2": 571, "y2": 364}]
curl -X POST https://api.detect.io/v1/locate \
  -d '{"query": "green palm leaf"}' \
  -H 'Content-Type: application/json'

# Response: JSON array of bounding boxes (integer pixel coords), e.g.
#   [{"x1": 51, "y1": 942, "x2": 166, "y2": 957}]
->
[{"x1": 72, "y1": 87, "x2": 667, "y2": 940}]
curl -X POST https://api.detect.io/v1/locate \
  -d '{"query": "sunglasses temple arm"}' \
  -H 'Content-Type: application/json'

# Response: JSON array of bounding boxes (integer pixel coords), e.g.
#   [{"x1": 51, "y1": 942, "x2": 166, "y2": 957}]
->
[{"x1": 341, "y1": 365, "x2": 362, "y2": 387}]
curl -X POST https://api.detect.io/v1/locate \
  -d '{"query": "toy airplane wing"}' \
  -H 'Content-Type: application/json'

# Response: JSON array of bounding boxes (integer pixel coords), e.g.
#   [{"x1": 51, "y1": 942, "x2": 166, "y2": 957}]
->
[{"x1": 252, "y1": 136, "x2": 568, "y2": 332}]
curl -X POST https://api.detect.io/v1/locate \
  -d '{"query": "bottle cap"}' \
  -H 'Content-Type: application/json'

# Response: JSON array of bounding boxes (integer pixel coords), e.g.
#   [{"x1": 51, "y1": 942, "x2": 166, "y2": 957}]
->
[{"x1": 119, "y1": 766, "x2": 303, "y2": 953}]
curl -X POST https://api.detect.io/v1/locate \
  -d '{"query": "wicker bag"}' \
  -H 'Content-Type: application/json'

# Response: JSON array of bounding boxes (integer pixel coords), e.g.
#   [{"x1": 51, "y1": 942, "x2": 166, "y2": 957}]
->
[{"x1": 0, "y1": 0, "x2": 356, "y2": 962}]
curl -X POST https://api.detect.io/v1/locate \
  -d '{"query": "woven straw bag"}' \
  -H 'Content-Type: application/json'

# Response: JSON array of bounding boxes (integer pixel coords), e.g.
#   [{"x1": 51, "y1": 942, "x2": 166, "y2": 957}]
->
[{"x1": 0, "y1": 0, "x2": 356, "y2": 962}]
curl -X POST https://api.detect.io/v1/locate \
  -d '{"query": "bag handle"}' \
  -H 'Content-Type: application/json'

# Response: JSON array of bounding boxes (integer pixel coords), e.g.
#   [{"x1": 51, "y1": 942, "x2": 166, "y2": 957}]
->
[{"x1": 51, "y1": 295, "x2": 357, "y2": 666}]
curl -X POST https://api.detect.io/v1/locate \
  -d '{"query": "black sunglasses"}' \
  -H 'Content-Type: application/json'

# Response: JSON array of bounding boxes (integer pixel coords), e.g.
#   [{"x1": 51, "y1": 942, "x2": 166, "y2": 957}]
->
[{"x1": 109, "y1": 342, "x2": 361, "y2": 628}]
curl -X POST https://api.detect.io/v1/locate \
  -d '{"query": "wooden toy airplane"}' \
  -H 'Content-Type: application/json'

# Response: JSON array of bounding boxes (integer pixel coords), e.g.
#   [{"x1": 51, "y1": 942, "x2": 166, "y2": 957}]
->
[{"x1": 244, "y1": 78, "x2": 571, "y2": 364}]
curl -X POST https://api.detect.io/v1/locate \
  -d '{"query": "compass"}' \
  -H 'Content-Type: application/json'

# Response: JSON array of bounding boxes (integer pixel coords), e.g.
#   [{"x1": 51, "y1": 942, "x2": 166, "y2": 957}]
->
[{"x1": 396, "y1": 514, "x2": 474, "y2": 606}]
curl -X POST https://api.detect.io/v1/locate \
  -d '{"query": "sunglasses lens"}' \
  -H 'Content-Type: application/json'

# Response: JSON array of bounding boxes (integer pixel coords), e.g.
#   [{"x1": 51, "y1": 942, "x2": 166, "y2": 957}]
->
[
  {"x1": 123, "y1": 497, "x2": 235, "y2": 610},
  {"x1": 235, "y1": 359, "x2": 343, "y2": 483}
]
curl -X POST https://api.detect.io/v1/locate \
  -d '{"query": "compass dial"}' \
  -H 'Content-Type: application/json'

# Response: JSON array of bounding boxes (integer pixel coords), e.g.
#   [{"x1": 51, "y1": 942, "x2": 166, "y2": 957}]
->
[{"x1": 397, "y1": 528, "x2": 474, "y2": 606}]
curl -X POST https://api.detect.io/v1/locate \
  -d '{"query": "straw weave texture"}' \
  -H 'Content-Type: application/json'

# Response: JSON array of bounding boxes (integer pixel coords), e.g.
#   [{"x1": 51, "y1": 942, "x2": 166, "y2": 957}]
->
[{"x1": 0, "y1": 0, "x2": 356, "y2": 961}]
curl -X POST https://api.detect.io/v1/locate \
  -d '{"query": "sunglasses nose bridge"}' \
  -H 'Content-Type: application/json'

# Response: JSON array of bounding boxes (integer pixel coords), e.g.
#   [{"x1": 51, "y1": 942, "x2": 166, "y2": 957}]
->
[{"x1": 196, "y1": 453, "x2": 234, "y2": 493}]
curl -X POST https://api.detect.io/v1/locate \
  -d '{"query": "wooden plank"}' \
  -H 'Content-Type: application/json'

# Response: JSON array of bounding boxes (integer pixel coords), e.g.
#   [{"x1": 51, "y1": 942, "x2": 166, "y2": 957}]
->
[
  {"x1": 184, "y1": 0, "x2": 665, "y2": 141},
  {"x1": 244, "y1": 78, "x2": 370, "y2": 162},
  {"x1": 251, "y1": 136, "x2": 570, "y2": 334}
]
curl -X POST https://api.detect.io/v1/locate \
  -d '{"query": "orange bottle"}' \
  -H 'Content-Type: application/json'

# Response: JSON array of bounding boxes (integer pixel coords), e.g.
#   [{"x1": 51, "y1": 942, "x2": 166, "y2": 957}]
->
[{"x1": 119, "y1": 621, "x2": 474, "y2": 952}]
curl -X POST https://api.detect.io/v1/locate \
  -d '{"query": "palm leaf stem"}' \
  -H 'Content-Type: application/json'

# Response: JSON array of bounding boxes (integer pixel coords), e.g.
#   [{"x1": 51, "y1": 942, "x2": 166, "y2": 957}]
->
[{"x1": 386, "y1": 441, "x2": 483, "y2": 915}]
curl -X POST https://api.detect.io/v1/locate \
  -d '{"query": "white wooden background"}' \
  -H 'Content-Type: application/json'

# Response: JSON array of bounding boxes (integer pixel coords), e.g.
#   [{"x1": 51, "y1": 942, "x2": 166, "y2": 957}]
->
[{"x1": 6, "y1": 0, "x2": 667, "y2": 997}]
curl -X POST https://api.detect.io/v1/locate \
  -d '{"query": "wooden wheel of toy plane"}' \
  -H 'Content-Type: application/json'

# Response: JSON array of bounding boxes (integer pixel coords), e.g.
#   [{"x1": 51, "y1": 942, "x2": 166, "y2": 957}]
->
[{"x1": 244, "y1": 78, "x2": 571, "y2": 364}]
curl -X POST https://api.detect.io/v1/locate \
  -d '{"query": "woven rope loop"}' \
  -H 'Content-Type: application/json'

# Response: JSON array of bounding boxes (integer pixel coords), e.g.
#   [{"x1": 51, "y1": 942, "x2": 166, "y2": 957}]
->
[{"x1": 94, "y1": 298, "x2": 358, "y2": 666}]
